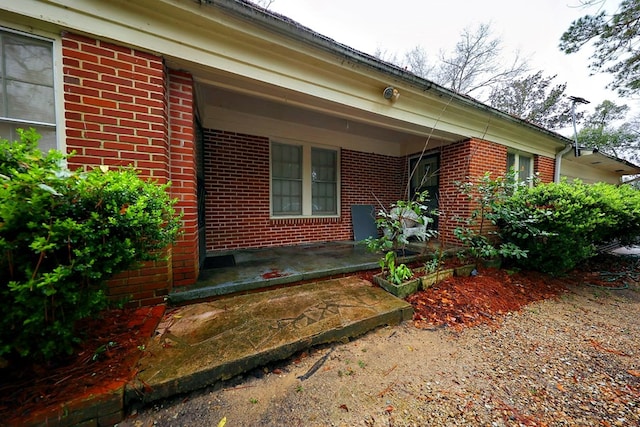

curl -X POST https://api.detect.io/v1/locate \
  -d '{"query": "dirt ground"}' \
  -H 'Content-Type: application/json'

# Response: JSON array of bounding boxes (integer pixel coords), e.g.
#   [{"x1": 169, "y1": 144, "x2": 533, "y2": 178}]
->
[{"x1": 118, "y1": 254, "x2": 640, "y2": 427}]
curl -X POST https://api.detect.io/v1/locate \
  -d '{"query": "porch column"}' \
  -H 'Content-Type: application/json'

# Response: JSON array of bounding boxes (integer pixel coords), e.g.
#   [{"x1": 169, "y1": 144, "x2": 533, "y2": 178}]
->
[{"x1": 168, "y1": 70, "x2": 199, "y2": 287}]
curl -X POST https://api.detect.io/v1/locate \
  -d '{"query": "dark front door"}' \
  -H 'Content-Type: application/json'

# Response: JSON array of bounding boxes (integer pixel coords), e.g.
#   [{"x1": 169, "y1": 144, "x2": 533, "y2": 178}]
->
[{"x1": 409, "y1": 153, "x2": 439, "y2": 229}]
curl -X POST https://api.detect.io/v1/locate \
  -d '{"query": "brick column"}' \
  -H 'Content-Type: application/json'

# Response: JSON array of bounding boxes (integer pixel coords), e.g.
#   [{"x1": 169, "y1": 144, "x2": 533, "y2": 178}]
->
[{"x1": 167, "y1": 71, "x2": 198, "y2": 287}]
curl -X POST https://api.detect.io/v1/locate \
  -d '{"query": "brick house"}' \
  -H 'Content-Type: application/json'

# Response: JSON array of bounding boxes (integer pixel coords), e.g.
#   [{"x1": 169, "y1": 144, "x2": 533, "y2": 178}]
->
[{"x1": 2, "y1": 0, "x2": 638, "y2": 306}]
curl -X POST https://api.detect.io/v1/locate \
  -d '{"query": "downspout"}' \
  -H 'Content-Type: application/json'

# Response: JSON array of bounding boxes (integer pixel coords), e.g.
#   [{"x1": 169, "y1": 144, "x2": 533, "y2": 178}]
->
[{"x1": 554, "y1": 143, "x2": 573, "y2": 183}]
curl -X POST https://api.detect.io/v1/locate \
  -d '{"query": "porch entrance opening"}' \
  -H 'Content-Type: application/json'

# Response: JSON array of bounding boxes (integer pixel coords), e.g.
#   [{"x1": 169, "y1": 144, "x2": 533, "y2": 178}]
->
[{"x1": 409, "y1": 153, "x2": 440, "y2": 229}]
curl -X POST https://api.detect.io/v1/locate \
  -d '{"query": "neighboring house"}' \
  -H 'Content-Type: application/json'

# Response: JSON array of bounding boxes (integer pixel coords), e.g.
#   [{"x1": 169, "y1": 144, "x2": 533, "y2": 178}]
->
[{"x1": 2, "y1": 0, "x2": 639, "y2": 306}]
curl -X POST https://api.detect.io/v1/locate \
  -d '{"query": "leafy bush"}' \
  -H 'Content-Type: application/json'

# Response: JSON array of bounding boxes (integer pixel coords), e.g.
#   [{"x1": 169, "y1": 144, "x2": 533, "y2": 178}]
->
[
  {"x1": 0, "y1": 129, "x2": 181, "y2": 361},
  {"x1": 453, "y1": 172, "x2": 530, "y2": 261},
  {"x1": 494, "y1": 179, "x2": 640, "y2": 274}
]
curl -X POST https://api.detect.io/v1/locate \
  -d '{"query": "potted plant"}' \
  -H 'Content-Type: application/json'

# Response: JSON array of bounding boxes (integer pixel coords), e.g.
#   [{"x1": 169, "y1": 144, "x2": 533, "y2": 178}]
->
[
  {"x1": 372, "y1": 251, "x2": 420, "y2": 298},
  {"x1": 365, "y1": 191, "x2": 438, "y2": 298},
  {"x1": 418, "y1": 250, "x2": 454, "y2": 289}
]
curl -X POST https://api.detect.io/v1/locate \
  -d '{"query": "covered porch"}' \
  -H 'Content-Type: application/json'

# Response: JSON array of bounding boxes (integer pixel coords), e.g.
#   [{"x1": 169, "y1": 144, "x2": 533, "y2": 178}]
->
[{"x1": 169, "y1": 241, "x2": 430, "y2": 305}]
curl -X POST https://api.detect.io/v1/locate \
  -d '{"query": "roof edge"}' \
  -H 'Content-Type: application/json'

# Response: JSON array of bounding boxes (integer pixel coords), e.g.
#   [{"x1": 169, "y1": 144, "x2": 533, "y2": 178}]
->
[{"x1": 205, "y1": 0, "x2": 572, "y2": 147}]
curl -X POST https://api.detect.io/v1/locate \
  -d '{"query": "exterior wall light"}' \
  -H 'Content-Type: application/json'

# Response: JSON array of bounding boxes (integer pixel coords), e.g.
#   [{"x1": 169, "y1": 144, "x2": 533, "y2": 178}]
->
[{"x1": 383, "y1": 86, "x2": 400, "y2": 102}]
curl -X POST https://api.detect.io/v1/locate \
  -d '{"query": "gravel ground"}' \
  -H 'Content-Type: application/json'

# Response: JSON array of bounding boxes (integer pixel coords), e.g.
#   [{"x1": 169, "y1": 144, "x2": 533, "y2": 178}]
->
[{"x1": 120, "y1": 281, "x2": 640, "y2": 427}]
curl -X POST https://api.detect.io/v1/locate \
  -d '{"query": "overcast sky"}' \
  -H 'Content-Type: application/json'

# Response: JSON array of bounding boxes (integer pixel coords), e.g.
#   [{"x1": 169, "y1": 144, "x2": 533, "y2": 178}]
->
[{"x1": 268, "y1": 0, "x2": 629, "y2": 132}]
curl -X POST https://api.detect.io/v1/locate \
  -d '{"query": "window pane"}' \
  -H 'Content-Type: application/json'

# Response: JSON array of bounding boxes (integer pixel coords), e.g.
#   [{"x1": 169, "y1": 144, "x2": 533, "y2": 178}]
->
[
  {"x1": 0, "y1": 122, "x2": 56, "y2": 151},
  {"x1": 7, "y1": 80, "x2": 55, "y2": 122},
  {"x1": 507, "y1": 153, "x2": 516, "y2": 173},
  {"x1": 0, "y1": 31, "x2": 56, "y2": 150},
  {"x1": 272, "y1": 142, "x2": 302, "y2": 215},
  {"x1": 272, "y1": 143, "x2": 301, "y2": 179},
  {"x1": 519, "y1": 155, "x2": 532, "y2": 181},
  {"x1": 312, "y1": 148, "x2": 337, "y2": 215}
]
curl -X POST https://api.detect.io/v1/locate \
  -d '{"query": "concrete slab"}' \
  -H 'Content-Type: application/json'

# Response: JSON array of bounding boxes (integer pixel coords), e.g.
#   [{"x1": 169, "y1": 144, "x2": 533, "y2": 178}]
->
[
  {"x1": 170, "y1": 241, "x2": 427, "y2": 304},
  {"x1": 126, "y1": 276, "x2": 412, "y2": 404}
]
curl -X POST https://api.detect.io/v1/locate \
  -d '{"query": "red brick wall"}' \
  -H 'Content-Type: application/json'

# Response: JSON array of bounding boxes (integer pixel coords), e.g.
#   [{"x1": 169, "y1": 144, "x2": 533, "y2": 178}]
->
[
  {"x1": 535, "y1": 155, "x2": 555, "y2": 183},
  {"x1": 61, "y1": 33, "x2": 199, "y2": 304},
  {"x1": 62, "y1": 33, "x2": 168, "y2": 180},
  {"x1": 438, "y1": 139, "x2": 508, "y2": 244},
  {"x1": 167, "y1": 71, "x2": 198, "y2": 287},
  {"x1": 204, "y1": 130, "x2": 404, "y2": 251}
]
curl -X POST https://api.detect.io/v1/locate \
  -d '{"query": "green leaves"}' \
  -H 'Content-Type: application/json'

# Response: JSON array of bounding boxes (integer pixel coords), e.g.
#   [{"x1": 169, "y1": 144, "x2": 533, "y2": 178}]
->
[
  {"x1": 559, "y1": 1, "x2": 640, "y2": 96},
  {"x1": 0, "y1": 130, "x2": 181, "y2": 361},
  {"x1": 495, "y1": 179, "x2": 640, "y2": 274}
]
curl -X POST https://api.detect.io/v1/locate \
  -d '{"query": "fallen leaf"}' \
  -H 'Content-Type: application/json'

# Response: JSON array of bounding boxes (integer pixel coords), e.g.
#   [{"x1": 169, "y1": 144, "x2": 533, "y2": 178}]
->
[
  {"x1": 217, "y1": 416, "x2": 227, "y2": 427},
  {"x1": 273, "y1": 368, "x2": 283, "y2": 375},
  {"x1": 385, "y1": 405, "x2": 394, "y2": 413},
  {"x1": 627, "y1": 369, "x2": 640, "y2": 377},
  {"x1": 556, "y1": 383, "x2": 565, "y2": 392}
]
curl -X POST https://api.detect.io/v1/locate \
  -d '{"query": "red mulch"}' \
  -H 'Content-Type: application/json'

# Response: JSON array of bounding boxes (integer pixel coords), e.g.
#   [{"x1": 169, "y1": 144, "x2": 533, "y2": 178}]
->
[
  {"x1": 0, "y1": 305, "x2": 164, "y2": 426},
  {"x1": 407, "y1": 268, "x2": 564, "y2": 331}
]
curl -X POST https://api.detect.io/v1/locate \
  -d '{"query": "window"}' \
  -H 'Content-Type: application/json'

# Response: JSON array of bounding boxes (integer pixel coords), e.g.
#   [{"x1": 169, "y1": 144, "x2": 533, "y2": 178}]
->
[
  {"x1": 507, "y1": 152, "x2": 533, "y2": 182},
  {"x1": 271, "y1": 141, "x2": 339, "y2": 217},
  {"x1": 0, "y1": 29, "x2": 56, "y2": 151}
]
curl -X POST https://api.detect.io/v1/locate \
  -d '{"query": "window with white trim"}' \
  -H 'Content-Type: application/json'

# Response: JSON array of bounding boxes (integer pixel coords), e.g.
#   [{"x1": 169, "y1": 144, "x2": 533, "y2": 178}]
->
[
  {"x1": 507, "y1": 151, "x2": 533, "y2": 182},
  {"x1": 271, "y1": 141, "x2": 339, "y2": 217},
  {"x1": 0, "y1": 29, "x2": 56, "y2": 151}
]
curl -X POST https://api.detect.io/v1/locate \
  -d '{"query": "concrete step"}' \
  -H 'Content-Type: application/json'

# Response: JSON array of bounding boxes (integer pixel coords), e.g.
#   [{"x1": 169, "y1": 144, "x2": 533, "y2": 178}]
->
[{"x1": 125, "y1": 276, "x2": 412, "y2": 405}]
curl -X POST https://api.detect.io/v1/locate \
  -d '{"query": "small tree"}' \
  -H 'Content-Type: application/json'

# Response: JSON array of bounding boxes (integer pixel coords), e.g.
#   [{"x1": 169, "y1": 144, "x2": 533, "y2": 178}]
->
[{"x1": 0, "y1": 130, "x2": 181, "y2": 361}]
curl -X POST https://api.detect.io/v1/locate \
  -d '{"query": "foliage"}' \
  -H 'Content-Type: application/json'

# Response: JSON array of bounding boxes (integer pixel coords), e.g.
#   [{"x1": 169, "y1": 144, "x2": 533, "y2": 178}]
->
[
  {"x1": 0, "y1": 130, "x2": 181, "y2": 361},
  {"x1": 488, "y1": 71, "x2": 576, "y2": 130},
  {"x1": 453, "y1": 172, "x2": 532, "y2": 261},
  {"x1": 364, "y1": 191, "x2": 438, "y2": 253},
  {"x1": 378, "y1": 251, "x2": 413, "y2": 285},
  {"x1": 494, "y1": 180, "x2": 640, "y2": 274},
  {"x1": 364, "y1": 191, "x2": 438, "y2": 284},
  {"x1": 559, "y1": 0, "x2": 640, "y2": 96},
  {"x1": 578, "y1": 100, "x2": 639, "y2": 162}
]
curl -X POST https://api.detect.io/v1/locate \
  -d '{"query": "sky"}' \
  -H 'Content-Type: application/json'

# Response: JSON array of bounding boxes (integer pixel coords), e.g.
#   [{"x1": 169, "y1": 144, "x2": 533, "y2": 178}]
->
[{"x1": 267, "y1": 0, "x2": 630, "y2": 133}]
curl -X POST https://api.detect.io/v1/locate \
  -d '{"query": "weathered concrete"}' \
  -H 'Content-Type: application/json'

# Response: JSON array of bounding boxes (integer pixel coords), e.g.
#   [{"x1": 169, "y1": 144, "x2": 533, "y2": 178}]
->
[
  {"x1": 126, "y1": 276, "x2": 412, "y2": 404},
  {"x1": 170, "y1": 241, "x2": 426, "y2": 304}
]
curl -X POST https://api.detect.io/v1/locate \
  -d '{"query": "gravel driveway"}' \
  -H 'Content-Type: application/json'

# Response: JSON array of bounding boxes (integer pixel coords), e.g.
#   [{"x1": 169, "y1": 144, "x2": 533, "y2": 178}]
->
[{"x1": 120, "y1": 280, "x2": 640, "y2": 426}]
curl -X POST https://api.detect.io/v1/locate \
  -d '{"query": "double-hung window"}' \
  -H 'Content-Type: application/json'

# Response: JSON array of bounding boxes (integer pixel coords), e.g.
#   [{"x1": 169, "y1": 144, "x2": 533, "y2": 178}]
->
[
  {"x1": 0, "y1": 28, "x2": 57, "y2": 151},
  {"x1": 507, "y1": 151, "x2": 533, "y2": 183},
  {"x1": 271, "y1": 141, "x2": 339, "y2": 217}
]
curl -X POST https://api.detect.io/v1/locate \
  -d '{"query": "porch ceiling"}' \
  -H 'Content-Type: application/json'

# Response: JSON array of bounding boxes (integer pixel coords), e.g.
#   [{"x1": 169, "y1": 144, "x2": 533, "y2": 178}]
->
[{"x1": 193, "y1": 77, "x2": 464, "y2": 149}]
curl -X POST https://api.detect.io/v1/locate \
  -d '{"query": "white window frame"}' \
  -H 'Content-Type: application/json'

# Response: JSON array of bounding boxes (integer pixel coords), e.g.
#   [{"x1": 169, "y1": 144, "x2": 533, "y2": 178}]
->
[
  {"x1": 270, "y1": 139, "x2": 340, "y2": 218},
  {"x1": 0, "y1": 24, "x2": 64, "y2": 151},
  {"x1": 507, "y1": 150, "x2": 534, "y2": 184}
]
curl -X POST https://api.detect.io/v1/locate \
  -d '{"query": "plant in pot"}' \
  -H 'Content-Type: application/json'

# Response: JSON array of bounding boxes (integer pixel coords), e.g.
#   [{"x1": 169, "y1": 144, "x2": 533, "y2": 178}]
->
[
  {"x1": 420, "y1": 249, "x2": 454, "y2": 289},
  {"x1": 364, "y1": 191, "x2": 438, "y2": 298}
]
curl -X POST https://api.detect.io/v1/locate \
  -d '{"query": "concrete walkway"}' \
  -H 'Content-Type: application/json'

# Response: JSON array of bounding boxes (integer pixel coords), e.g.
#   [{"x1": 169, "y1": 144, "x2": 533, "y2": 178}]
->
[{"x1": 125, "y1": 276, "x2": 412, "y2": 405}]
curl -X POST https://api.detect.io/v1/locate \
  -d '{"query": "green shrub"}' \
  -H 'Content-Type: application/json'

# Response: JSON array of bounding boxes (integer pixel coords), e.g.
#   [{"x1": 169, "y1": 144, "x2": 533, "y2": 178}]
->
[
  {"x1": 0, "y1": 129, "x2": 181, "y2": 361},
  {"x1": 453, "y1": 172, "x2": 530, "y2": 261},
  {"x1": 494, "y1": 179, "x2": 640, "y2": 274}
]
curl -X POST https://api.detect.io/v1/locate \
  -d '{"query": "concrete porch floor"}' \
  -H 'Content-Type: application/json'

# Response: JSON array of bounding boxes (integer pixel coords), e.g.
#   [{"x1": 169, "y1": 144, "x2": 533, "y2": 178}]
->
[{"x1": 168, "y1": 241, "x2": 427, "y2": 305}]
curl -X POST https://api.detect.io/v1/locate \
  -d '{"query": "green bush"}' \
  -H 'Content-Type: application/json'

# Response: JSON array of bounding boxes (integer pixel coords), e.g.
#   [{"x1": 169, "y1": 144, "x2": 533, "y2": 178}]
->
[
  {"x1": 494, "y1": 179, "x2": 640, "y2": 274},
  {"x1": 0, "y1": 129, "x2": 181, "y2": 361}
]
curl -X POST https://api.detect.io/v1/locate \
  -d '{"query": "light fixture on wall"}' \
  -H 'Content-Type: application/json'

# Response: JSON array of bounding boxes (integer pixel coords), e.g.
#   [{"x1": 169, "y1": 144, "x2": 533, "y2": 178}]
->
[{"x1": 383, "y1": 86, "x2": 400, "y2": 102}]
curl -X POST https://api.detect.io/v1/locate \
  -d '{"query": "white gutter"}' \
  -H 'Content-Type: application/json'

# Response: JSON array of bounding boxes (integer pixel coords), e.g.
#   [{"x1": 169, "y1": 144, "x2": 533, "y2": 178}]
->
[{"x1": 554, "y1": 143, "x2": 573, "y2": 183}]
